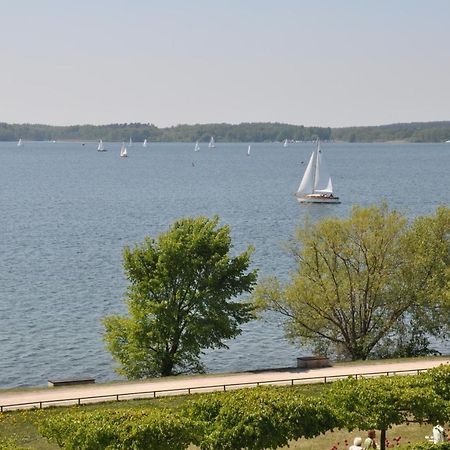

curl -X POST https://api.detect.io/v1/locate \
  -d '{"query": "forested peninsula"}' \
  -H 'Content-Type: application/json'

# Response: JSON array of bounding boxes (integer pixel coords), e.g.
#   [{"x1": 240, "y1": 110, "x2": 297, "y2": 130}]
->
[{"x1": 1, "y1": 120, "x2": 450, "y2": 143}]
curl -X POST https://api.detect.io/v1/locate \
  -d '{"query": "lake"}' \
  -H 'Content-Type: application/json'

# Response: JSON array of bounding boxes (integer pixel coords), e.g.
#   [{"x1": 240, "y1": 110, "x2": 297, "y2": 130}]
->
[{"x1": 0, "y1": 141, "x2": 449, "y2": 388}]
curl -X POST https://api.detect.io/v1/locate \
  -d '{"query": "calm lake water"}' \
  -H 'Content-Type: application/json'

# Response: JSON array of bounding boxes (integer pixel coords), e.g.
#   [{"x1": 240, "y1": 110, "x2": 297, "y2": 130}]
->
[{"x1": 1, "y1": 141, "x2": 449, "y2": 388}]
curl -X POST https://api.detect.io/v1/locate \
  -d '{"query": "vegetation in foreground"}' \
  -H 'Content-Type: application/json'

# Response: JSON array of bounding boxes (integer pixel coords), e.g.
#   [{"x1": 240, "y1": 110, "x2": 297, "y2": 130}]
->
[{"x1": 1, "y1": 365, "x2": 450, "y2": 449}]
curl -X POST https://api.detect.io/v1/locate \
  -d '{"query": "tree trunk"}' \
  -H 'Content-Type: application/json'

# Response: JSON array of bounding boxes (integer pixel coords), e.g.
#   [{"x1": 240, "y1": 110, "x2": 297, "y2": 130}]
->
[
  {"x1": 380, "y1": 428, "x2": 386, "y2": 450},
  {"x1": 160, "y1": 356, "x2": 174, "y2": 376}
]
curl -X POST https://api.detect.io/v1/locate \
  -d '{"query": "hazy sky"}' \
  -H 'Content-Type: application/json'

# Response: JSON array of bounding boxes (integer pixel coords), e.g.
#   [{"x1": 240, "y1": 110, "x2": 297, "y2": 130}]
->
[{"x1": 1, "y1": 0, "x2": 449, "y2": 127}]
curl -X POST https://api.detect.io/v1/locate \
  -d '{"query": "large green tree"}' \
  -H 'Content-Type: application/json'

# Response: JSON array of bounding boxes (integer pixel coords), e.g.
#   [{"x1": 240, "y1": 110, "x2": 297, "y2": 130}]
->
[
  {"x1": 104, "y1": 216, "x2": 257, "y2": 378},
  {"x1": 254, "y1": 204, "x2": 450, "y2": 360}
]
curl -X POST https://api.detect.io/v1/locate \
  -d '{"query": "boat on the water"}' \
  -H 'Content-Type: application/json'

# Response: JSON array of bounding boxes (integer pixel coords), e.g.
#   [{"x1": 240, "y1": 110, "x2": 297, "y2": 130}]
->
[
  {"x1": 247, "y1": 144, "x2": 251, "y2": 156},
  {"x1": 17, "y1": 138, "x2": 23, "y2": 147},
  {"x1": 194, "y1": 141, "x2": 200, "y2": 152},
  {"x1": 283, "y1": 139, "x2": 288, "y2": 148},
  {"x1": 208, "y1": 136, "x2": 215, "y2": 148},
  {"x1": 295, "y1": 140, "x2": 340, "y2": 204},
  {"x1": 143, "y1": 139, "x2": 148, "y2": 147},
  {"x1": 120, "y1": 143, "x2": 128, "y2": 158},
  {"x1": 97, "y1": 139, "x2": 106, "y2": 152},
  {"x1": 129, "y1": 138, "x2": 133, "y2": 147}
]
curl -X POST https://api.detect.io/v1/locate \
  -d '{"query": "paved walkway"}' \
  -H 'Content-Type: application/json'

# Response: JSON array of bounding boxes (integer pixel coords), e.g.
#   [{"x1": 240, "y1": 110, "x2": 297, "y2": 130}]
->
[{"x1": 1, "y1": 358, "x2": 448, "y2": 411}]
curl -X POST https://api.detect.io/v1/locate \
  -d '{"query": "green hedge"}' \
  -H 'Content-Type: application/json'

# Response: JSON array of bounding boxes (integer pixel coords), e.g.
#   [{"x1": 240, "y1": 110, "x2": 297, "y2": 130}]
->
[
  {"x1": 401, "y1": 442, "x2": 450, "y2": 450},
  {"x1": 39, "y1": 408, "x2": 198, "y2": 450}
]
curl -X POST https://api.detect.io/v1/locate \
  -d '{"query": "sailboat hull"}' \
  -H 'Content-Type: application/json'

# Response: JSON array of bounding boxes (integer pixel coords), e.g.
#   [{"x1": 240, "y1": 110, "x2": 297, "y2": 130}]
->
[{"x1": 296, "y1": 194, "x2": 341, "y2": 204}]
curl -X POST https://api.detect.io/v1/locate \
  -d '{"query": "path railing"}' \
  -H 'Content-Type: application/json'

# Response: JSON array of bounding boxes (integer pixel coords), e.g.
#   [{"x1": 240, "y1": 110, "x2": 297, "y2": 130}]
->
[{"x1": 0, "y1": 367, "x2": 431, "y2": 412}]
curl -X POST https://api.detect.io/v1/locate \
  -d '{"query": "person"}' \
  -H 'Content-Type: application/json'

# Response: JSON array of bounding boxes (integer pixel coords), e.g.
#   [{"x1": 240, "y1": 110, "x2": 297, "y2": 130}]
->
[
  {"x1": 432, "y1": 422, "x2": 446, "y2": 443},
  {"x1": 363, "y1": 430, "x2": 377, "y2": 449},
  {"x1": 349, "y1": 436, "x2": 363, "y2": 450}
]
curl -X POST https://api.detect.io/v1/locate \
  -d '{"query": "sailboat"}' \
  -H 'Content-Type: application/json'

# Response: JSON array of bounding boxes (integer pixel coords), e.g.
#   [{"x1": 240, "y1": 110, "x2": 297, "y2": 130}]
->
[
  {"x1": 247, "y1": 145, "x2": 251, "y2": 156},
  {"x1": 283, "y1": 139, "x2": 288, "y2": 148},
  {"x1": 295, "y1": 140, "x2": 340, "y2": 204},
  {"x1": 208, "y1": 136, "x2": 215, "y2": 148},
  {"x1": 143, "y1": 139, "x2": 148, "y2": 147},
  {"x1": 129, "y1": 138, "x2": 133, "y2": 147},
  {"x1": 97, "y1": 139, "x2": 106, "y2": 152},
  {"x1": 194, "y1": 141, "x2": 200, "y2": 152},
  {"x1": 17, "y1": 138, "x2": 23, "y2": 147},
  {"x1": 120, "y1": 143, "x2": 128, "y2": 158}
]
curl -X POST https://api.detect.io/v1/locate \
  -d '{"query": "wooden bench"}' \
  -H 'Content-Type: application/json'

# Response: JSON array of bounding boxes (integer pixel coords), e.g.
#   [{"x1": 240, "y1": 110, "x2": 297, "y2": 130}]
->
[
  {"x1": 48, "y1": 378, "x2": 95, "y2": 387},
  {"x1": 297, "y1": 356, "x2": 331, "y2": 369}
]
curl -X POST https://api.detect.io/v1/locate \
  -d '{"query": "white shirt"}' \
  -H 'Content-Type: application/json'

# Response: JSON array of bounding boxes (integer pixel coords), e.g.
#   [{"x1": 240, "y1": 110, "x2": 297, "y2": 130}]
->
[{"x1": 433, "y1": 425, "x2": 445, "y2": 443}]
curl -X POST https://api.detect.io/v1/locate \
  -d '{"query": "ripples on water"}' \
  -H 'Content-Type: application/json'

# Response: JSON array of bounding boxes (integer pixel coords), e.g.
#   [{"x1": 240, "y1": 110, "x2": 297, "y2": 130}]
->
[{"x1": 0, "y1": 141, "x2": 449, "y2": 387}]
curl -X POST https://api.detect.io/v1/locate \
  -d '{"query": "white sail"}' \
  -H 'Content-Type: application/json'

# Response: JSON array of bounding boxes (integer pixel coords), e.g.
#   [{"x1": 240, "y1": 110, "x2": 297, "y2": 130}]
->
[
  {"x1": 129, "y1": 138, "x2": 133, "y2": 147},
  {"x1": 247, "y1": 145, "x2": 251, "y2": 156},
  {"x1": 194, "y1": 141, "x2": 200, "y2": 152},
  {"x1": 283, "y1": 139, "x2": 288, "y2": 148},
  {"x1": 296, "y1": 149, "x2": 316, "y2": 196},
  {"x1": 143, "y1": 139, "x2": 148, "y2": 147},
  {"x1": 17, "y1": 138, "x2": 23, "y2": 147},
  {"x1": 97, "y1": 139, "x2": 104, "y2": 151},
  {"x1": 313, "y1": 142, "x2": 333, "y2": 193},
  {"x1": 296, "y1": 140, "x2": 338, "y2": 202},
  {"x1": 120, "y1": 143, "x2": 128, "y2": 157},
  {"x1": 208, "y1": 136, "x2": 215, "y2": 148}
]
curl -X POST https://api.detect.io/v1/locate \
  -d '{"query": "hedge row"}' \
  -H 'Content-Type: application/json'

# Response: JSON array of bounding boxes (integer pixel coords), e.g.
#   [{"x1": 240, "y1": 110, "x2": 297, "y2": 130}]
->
[{"x1": 38, "y1": 364, "x2": 450, "y2": 450}]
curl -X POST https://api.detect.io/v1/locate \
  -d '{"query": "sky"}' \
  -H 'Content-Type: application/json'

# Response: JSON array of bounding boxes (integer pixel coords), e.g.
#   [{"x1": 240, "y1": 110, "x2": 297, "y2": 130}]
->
[{"x1": 1, "y1": 0, "x2": 450, "y2": 128}]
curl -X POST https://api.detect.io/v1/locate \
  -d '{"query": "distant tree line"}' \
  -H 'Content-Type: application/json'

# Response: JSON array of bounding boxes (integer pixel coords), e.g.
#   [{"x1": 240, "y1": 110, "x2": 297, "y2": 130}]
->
[{"x1": 1, "y1": 120, "x2": 449, "y2": 142}]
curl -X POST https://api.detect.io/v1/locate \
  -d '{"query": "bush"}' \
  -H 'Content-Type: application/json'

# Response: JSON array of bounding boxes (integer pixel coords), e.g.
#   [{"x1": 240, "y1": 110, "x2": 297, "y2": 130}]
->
[
  {"x1": 401, "y1": 443, "x2": 450, "y2": 450},
  {"x1": 39, "y1": 408, "x2": 197, "y2": 450},
  {"x1": 185, "y1": 386, "x2": 338, "y2": 450}
]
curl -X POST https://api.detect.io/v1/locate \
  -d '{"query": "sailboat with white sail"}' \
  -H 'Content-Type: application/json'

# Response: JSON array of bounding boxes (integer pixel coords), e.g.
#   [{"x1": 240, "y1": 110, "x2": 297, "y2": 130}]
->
[
  {"x1": 295, "y1": 140, "x2": 340, "y2": 204},
  {"x1": 143, "y1": 139, "x2": 148, "y2": 147},
  {"x1": 17, "y1": 138, "x2": 23, "y2": 147},
  {"x1": 283, "y1": 139, "x2": 288, "y2": 148},
  {"x1": 208, "y1": 136, "x2": 215, "y2": 148},
  {"x1": 120, "y1": 143, "x2": 128, "y2": 158},
  {"x1": 129, "y1": 138, "x2": 133, "y2": 147},
  {"x1": 247, "y1": 145, "x2": 251, "y2": 156},
  {"x1": 97, "y1": 139, "x2": 106, "y2": 152},
  {"x1": 194, "y1": 141, "x2": 200, "y2": 152}
]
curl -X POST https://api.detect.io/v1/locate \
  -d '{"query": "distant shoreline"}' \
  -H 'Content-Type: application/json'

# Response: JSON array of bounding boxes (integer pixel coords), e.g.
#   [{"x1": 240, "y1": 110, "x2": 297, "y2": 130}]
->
[{"x1": 1, "y1": 120, "x2": 450, "y2": 143}]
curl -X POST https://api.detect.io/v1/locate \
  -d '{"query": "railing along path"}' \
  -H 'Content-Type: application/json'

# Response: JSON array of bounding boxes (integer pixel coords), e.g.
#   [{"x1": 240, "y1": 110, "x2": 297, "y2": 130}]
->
[{"x1": 0, "y1": 367, "x2": 430, "y2": 412}]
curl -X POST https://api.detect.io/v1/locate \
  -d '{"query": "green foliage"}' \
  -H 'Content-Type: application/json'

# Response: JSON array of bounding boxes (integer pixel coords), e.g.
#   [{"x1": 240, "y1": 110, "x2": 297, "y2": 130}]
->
[
  {"x1": 39, "y1": 408, "x2": 197, "y2": 450},
  {"x1": 326, "y1": 375, "x2": 449, "y2": 432},
  {"x1": 424, "y1": 365, "x2": 450, "y2": 401},
  {"x1": 2, "y1": 120, "x2": 450, "y2": 142},
  {"x1": 185, "y1": 387, "x2": 338, "y2": 450},
  {"x1": 254, "y1": 204, "x2": 450, "y2": 360},
  {"x1": 104, "y1": 216, "x2": 257, "y2": 378},
  {"x1": 401, "y1": 443, "x2": 450, "y2": 450},
  {"x1": 0, "y1": 438, "x2": 27, "y2": 449}
]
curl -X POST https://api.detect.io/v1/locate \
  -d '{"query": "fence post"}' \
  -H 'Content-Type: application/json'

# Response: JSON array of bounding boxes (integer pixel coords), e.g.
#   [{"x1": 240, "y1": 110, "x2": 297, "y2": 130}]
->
[
  {"x1": 324, "y1": 377, "x2": 327, "y2": 383},
  {"x1": 40, "y1": 402, "x2": 42, "y2": 409},
  {"x1": 188, "y1": 388, "x2": 191, "y2": 394},
  {"x1": 223, "y1": 385, "x2": 226, "y2": 392}
]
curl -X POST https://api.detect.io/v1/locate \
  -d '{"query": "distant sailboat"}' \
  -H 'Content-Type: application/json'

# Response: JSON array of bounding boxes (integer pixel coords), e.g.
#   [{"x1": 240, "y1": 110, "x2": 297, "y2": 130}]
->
[
  {"x1": 208, "y1": 136, "x2": 215, "y2": 148},
  {"x1": 194, "y1": 141, "x2": 200, "y2": 152},
  {"x1": 129, "y1": 138, "x2": 133, "y2": 147},
  {"x1": 143, "y1": 139, "x2": 148, "y2": 147},
  {"x1": 120, "y1": 143, "x2": 128, "y2": 158},
  {"x1": 283, "y1": 139, "x2": 288, "y2": 148},
  {"x1": 247, "y1": 145, "x2": 251, "y2": 156},
  {"x1": 446, "y1": 140, "x2": 450, "y2": 143},
  {"x1": 97, "y1": 139, "x2": 106, "y2": 152},
  {"x1": 17, "y1": 138, "x2": 23, "y2": 147},
  {"x1": 295, "y1": 140, "x2": 340, "y2": 204}
]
